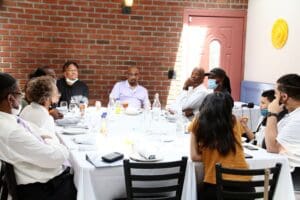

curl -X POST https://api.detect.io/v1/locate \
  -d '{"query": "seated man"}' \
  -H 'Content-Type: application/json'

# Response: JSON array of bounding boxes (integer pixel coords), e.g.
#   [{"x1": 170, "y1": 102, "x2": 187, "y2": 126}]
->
[
  {"x1": 170, "y1": 67, "x2": 208, "y2": 117},
  {"x1": 0, "y1": 72, "x2": 76, "y2": 200},
  {"x1": 110, "y1": 67, "x2": 150, "y2": 109},
  {"x1": 56, "y1": 61, "x2": 89, "y2": 106},
  {"x1": 264, "y1": 74, "x2": 300, "y2": 191}
]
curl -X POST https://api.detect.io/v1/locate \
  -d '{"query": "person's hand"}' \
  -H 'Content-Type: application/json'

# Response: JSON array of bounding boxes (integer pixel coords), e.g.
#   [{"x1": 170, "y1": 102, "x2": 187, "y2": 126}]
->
[
  {"x1": 183, "y1": 78, "x2": 194, "y2": 90},
  {"x1": 49, "y1": 108, "x2": 64, "y2": 120},
  {"x1": 239, "y1": 116, "x2": 249, "y2": 129},
  {"x1": 268, "y1": 96, "x2": 284, "y2": 114},
  {"x1": 183, "y1": 108, "x2": 194, "y2": 117}
]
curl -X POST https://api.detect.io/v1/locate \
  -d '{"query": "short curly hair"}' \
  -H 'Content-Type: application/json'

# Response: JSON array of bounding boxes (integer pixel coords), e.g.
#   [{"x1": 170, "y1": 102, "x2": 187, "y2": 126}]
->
[{"x1": 26, "y1": 76, "x2": 56, "y2": 105}]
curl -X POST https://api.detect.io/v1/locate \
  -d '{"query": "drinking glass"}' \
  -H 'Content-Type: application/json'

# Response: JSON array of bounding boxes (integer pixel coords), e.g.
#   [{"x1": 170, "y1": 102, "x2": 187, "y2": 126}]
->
[
  {"x1": 69, "y1": 103, "x2": 78, "y2": 113},
  {"x1": 60, "y1": 101, "x2": 68, "y2": 112},
  {"x1": 95, "y1": 101, "x2": 101, "y2": 111},
  {"x1": 121, "y1": 101, "x2": 129, "y2": 110}
]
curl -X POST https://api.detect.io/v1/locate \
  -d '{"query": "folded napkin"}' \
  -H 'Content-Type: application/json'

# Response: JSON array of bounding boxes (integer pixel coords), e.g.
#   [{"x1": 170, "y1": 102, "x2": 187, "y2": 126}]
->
[
  {"x1": 138, "y1": 149, "x2": 156, "y2": 160},
  {"x1": 56, "y1": 117, "x2": 80, "y2": 126},
  {"x1": 73, "y1": 135, "x2": 96, "y2": 145}
]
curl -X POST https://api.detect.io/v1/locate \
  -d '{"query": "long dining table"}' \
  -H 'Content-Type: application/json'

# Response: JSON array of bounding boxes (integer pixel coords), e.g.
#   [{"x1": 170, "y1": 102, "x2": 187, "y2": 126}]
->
[{"x1": 56, "y1": 108, "x2": 295, "y2": 200}]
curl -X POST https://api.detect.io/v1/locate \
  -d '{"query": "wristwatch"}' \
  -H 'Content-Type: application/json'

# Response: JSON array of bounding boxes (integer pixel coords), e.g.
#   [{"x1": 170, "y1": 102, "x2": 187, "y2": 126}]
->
[{"x1": 267, "y1": 112, "x2": 279, "y2": 119}]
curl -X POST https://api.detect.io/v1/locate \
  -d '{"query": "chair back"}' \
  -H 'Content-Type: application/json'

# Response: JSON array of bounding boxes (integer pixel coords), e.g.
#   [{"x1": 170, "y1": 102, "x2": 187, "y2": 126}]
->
[
  {"x1": 0, "y1": 160, "x2": 18, "y2": 200},
  {"x1": 215, "y1": 163, "x2": 281, "y2": 200},
  {"x1": 123, "y1": 157, "x2": 188, "y2": 200}
]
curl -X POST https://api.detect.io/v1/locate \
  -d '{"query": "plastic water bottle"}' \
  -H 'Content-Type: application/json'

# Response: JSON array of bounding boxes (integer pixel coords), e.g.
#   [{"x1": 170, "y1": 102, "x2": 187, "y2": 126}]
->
[{"x1": 152, "y1": 93, "x2": 161, "y2": 121}]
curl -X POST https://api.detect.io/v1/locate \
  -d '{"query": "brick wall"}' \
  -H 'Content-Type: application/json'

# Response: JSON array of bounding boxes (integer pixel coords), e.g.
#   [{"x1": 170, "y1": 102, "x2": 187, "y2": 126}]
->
[{"x1": 0, "y1": 0, "x2": 248, "y2": 106}]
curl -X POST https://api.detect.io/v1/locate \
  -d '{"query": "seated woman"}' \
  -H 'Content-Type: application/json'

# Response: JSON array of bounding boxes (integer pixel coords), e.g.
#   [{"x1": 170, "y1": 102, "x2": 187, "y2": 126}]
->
[
  {"x1": 20, "y1": 76, "x2": 60, "y2": 138},
  {"x1": 22, "y1": 66, "x2": 63, "y2": 119},
  {"x1": 190, "y1": 92, "x2": 252, "y2": 200},
  {"x1": 205, "y1": 68, "x2": 231, "y2": 94}
]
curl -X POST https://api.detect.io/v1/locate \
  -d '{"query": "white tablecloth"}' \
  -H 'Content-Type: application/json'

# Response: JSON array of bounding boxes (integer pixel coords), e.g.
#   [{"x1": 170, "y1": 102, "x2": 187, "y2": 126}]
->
[{"x1": 57, "y1": 110, "x2": 294, "y2": 200}]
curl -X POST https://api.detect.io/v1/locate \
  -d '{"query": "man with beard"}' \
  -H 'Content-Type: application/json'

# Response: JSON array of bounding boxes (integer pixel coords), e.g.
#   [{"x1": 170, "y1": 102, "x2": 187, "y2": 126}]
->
[
  {"x1": 169, "y1": 67, "x2": 208, "y2": 117},
  {"x1": 265, "y1": 73, "x2": 300, "y2": 191},
  {"x1": 110, "y1": 67, "x2": 150, "y2": 109}
]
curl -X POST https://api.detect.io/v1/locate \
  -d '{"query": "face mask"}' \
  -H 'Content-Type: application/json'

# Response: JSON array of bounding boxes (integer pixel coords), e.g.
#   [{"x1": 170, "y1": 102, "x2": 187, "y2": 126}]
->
[
  {"x1": 260, "y1": 108, "x2": 268, "y2": 117},
  {"x1": 11, "y1": 104, "x2": 22, "y2": 116},
  {"x1": 208, "y1": 79, "x2": 218, "y2": 90},
  {"x1": 66, "y1": 78, "x2": 78, "y2": 86}
]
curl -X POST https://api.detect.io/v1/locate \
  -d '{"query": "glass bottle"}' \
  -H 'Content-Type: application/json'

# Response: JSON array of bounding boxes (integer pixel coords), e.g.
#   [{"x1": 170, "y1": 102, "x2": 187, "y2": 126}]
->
[{"x1": 152, "y1": 93, "x2": 161, "y2": 121}]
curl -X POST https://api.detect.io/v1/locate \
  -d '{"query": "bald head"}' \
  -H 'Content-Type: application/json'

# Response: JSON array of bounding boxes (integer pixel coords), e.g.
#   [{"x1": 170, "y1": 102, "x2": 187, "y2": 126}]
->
[
  {"x1": 127, "y1": 67, "x2": 140, "y2": 87},
  {"x1": 191, "y1": 67, "x2": 205, "y2": 85}
]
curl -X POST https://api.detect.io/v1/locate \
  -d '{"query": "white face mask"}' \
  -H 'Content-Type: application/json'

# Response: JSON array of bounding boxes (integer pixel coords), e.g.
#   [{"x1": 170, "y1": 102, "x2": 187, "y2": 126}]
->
[
  {"x1": 11, "y1": 104, "x2": 22, "y2": 116},
  {"x1": 66, "y1": 78, "x2": 78, "y2": 86}
]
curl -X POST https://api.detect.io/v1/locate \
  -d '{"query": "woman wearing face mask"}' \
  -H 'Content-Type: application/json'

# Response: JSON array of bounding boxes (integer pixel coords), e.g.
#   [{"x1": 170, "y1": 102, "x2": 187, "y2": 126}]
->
[
  {"x1": 240, "y1": 89, "x2": 288, "y2": 148},
  {"x1": 205, "y1": 68, "x2": 231, "y2": 94},
  {"x1": 20, "y1": 76, "x2": 60, "y2": 139},
  {"x1": 56, "y1": 61, "x2": 89, "y2": 106}
]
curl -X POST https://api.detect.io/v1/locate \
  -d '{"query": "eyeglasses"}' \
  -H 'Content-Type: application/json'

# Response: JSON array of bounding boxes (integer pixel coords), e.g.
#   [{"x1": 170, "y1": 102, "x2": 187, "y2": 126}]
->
[
  {"x1": 66, "y1": 69, "x2": 78, "y2": 72},
  {"x1": 12, "y1": 92, "x2": 24, "y2": 98}
]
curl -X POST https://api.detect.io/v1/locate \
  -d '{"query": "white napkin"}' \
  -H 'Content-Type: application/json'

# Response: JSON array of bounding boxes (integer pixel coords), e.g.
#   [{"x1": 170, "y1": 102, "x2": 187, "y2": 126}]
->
[
  {"x1": 136, "y1": 144, "x2": 157, "y2": 160},
  {"x1": 73, "y1": 135, "x2": 96, "y2": 145},
  {"x1": 56, "y1": 117, "x2": 80, "y2": 126}
]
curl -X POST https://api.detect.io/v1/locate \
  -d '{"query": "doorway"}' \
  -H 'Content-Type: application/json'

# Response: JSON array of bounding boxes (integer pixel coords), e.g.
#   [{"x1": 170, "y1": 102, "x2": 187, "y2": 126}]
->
[{"x1": 183, "y1": 9, "x2": 247, "y2": 100}]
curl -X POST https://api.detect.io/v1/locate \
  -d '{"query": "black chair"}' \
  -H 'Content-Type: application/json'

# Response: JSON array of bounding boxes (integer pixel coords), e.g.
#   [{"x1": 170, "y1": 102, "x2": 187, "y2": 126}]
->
[
  {"x1": 123, "y1": 157, "x2": 188, "y2": 200},
  {"x1": 0, "y1": 160, "x2": 18, "y2": 200},
  {"x1": 215, "y1": 163, "x2": 282, "y2": 200}
]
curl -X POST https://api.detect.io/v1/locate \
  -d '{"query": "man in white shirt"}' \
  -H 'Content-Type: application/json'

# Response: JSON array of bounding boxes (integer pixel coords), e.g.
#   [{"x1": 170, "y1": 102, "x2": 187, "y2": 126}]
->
[
  {"x1": 170, "y1": 67, "x2": 208, "y2": 117},
  {"x1": 110, "y1": 67, "x2": 150, "y2": 109},
  {"x1": 265, "y1": 73, "x2": 300, "y2": 191},
  {"x1": 0, "y1": 72, "x2": 76, "y2": 200}
]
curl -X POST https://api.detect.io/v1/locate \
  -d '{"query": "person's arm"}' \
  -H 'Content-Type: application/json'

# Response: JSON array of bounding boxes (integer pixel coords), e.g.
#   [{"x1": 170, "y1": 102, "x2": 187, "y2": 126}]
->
[
  {"x1": 240, "y1": 117, "x2": 255, "y2": 141},
  {"x1": 109, "y1": 82, "x2": 120, "y2": 100},
  {"x1": 264, "y1": 96, "x2": 284, "y2": 153},
  {"x1": 190, "y1": 132, "x2": 202, "y2": 161},
  {"x1": 9, "y1": 129, "x2": 69, "y2": 168},
  {"x1": 181, "y1": 89, "x2": 208, "y2": 113}
]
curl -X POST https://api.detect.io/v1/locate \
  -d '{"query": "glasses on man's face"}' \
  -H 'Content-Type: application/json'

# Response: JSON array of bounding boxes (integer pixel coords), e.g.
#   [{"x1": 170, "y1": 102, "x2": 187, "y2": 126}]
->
[
  {"x1": 12, "y1": 92, "x2": 24, "y2": 99},
  {"x1": 66, "y1": 69, "x2": 78, "y2": 73}
]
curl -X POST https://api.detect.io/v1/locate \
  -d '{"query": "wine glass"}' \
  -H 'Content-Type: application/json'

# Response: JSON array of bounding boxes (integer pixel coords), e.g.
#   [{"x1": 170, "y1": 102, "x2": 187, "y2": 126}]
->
[
  {"x1": 69, "y1": 103, "x2": 78, "y2": 113},
  {"x1": 60, "y1": 101, "x2": 68, "y2": 112},
  {"x1": 121, "y1": 101, "x2": 129, "y2": 110}
]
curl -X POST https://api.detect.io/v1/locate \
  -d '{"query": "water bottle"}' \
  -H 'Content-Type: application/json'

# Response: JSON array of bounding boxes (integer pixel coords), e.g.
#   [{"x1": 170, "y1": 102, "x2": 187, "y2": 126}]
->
[{"x1": 152, "y1": 93, "x2": 161, "y2": 121}]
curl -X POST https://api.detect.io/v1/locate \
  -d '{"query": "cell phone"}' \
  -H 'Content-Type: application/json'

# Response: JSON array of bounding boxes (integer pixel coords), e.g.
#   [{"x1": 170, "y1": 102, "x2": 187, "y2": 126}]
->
[
  {"x1": 244, "y1": 145, "x2": 259, "y2": 151},
  {"x1": 101, "y1": 152, "x2": 124, "y2": 163},
  {"x1": 244, "y1": 153, "x2": 253, "y2": 159}
]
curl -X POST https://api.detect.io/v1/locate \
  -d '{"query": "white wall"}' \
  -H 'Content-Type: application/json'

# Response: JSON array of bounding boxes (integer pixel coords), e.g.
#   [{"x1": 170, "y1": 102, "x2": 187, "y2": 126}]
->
[{"x1": 244, "y1": 0, "x2": 300, "y2": 83}]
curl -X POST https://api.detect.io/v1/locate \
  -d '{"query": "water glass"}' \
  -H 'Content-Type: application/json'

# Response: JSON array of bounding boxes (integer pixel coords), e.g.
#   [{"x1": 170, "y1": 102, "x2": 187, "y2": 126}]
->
[
  {"x1": 69, "y1": 103, "x2": 78, "y2": 113},
  {"x1": 60, "y1": 101, "x2": 68, "y2": 112}
]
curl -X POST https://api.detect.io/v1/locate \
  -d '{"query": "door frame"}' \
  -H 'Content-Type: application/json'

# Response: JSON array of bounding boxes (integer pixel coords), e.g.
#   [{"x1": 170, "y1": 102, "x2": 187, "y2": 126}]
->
[{"x1": 182, "y1": 9, "x2": 247, "y2": 99}]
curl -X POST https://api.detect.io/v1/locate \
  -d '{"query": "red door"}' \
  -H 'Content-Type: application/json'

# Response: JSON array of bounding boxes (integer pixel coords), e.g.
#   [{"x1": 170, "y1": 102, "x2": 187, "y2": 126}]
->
[{"x1": 184, "y1": 10, "x2": 246, "y2": 100}]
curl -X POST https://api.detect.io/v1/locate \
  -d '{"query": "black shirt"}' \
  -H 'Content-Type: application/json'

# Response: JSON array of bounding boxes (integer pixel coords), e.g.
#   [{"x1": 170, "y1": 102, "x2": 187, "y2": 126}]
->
[{"x1": 56, "y1": 78, "x2": 89, "y2": 106}]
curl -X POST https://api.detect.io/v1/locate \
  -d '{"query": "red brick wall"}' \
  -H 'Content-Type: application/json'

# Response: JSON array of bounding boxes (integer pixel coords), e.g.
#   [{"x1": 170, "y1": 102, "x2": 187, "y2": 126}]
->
[{"x1": 0, "y1": 0, "x2": 248, "y2": 106}]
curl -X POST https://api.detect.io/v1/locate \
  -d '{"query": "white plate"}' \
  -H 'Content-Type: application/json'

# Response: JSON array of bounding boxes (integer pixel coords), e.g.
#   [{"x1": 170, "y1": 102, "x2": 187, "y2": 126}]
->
[
  {"x1": 129, "y1": 152, "x2": 163, "y2": 162},
  {"x1": 125, "y1": 109, "x2": 142, "y2": 115},
  {"x1": 63, "y1": 127, "x2": 88, "y2": 135}
]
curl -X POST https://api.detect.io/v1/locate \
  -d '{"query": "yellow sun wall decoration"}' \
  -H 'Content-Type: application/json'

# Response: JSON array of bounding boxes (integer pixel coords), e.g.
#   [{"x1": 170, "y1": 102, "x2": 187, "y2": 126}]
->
[{"x1": 272, "y1": 18, "x2": 288, "y2": 49}]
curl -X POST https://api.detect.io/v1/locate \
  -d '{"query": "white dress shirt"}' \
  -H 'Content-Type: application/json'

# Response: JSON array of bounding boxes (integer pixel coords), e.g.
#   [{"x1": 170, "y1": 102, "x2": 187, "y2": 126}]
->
[
  {"x1": 20, "y1": 102, "x2": 56, "y2": 134},
  {"x1": 0, "y1": 111, "x2": 69, "y2": 185},
  {"x1": 170, "y1": 84, "x2": 208, "y2": 114},
  {"x1": 277, "y1": 107, "x2": 300, "y2": 168}
]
